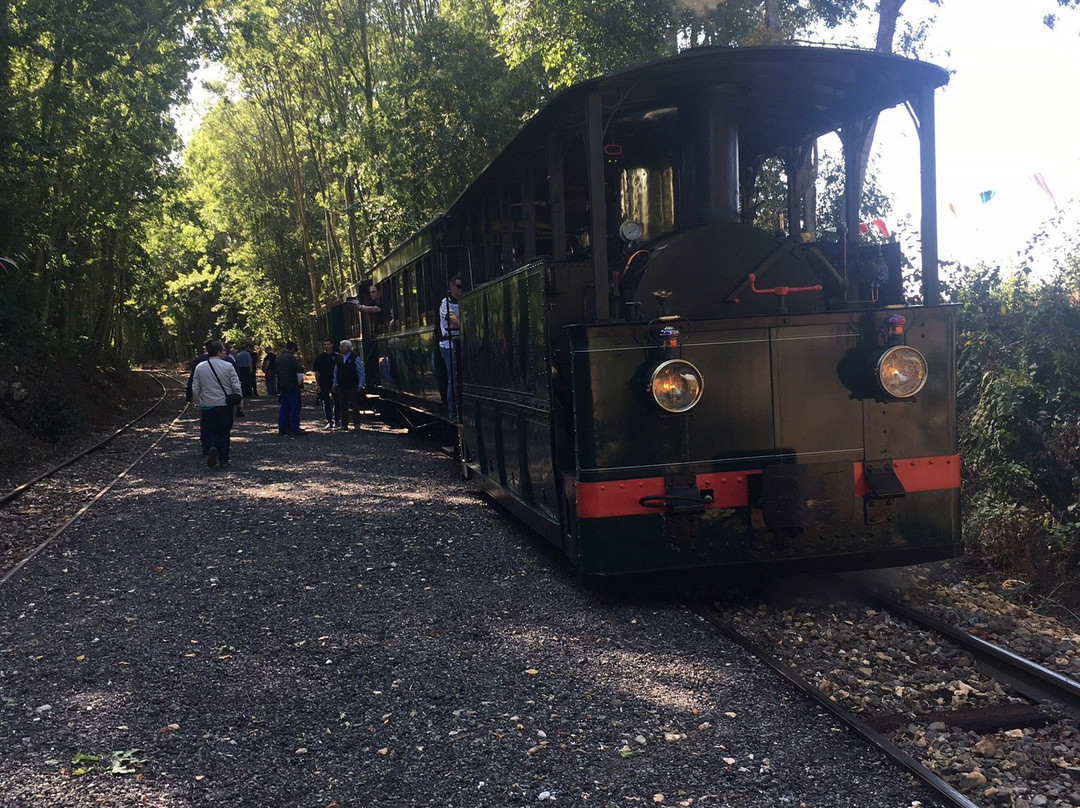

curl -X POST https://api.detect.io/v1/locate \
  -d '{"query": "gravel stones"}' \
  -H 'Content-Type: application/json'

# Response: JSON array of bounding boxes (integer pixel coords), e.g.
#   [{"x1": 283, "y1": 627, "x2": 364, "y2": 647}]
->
[
  {"x1": 0, "y1": 397, "x2": 949, "y2": 806},
  {"x1": 721, "y1": 575, "x2": 1080, "y2": 807}
]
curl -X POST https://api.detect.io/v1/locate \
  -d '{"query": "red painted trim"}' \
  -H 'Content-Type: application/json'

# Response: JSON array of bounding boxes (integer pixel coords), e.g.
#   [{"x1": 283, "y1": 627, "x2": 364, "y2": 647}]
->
[
  {"x1": 575, "y1": 472, "x2": 752, "y2": 519},
  {"x1": 574, "y1": 454, "x2": 961, "y2": 519},
  {"x1": 854, "y1": 455, "x2": 961, "y2": 496}
]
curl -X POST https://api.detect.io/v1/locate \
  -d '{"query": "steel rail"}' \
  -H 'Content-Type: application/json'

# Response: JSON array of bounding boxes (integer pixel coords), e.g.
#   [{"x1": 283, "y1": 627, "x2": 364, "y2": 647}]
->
[
  {"x1": 0, "y1": 384, "x2": 189, "y2": 586},
  {"x1": 873, "y1": 593, "x2": 1080, "y2": 723},
  {"x1": 696, "y1": 606, "x2": 981, "y2": 808},
  {"x1": 0, "y1": 370, "x2": 178, "y2": 508}
]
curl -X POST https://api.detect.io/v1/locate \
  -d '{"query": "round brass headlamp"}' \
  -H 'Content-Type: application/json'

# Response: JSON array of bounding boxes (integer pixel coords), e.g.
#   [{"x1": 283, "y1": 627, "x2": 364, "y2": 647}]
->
[
  {"x1": 648, "y1": 359, "x2": 704, "y2": 413},
  {"x1": 875, "y1": 345, "x2": 928, "y2": 398}
]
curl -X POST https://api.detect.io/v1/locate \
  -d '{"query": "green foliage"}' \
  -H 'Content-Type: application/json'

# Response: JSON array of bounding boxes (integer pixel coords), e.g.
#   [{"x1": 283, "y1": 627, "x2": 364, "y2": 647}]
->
[
  {"x1": 377, "y1": 16, "x2": 537, "y2": 227},
  {"x1": 949, "y1": 251, "x2": 1080, "y2": 584},
  {"x1": 494, "y1": 0, "x2": 676, "y2": 88},
  {"x1": 0, "y1": 0, "x2": 205, "y2": 361}
]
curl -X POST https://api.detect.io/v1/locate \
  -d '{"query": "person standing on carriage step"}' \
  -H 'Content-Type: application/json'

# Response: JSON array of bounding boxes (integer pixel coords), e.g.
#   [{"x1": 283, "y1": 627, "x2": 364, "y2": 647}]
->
[
  {"x1": 333, "y1": 339, "x2": 365, "y2": 431},
  {"x1": 191, "y1": 340, "x2": 243, "y2": 468},
  {"x1": 276, "y1": 341, "x2": 306, "y2": 435},
  {"x1": 312, "y1": 338, "x2": 339, "y2": 429},
  {"x1": 438, "y1": 276, "x2": 464, "y2": 422}
]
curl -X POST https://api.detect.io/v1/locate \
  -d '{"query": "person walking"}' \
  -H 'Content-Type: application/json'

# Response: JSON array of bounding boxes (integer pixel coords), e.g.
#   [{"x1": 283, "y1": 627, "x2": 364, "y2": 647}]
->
[
  {"x1": 276, "y1": 341, "x2": 306, "y2": 435},
  {"x1": 234, "y1": 345, "x2": 255, "y2": 397},
  {"x1": 333, "y1": 339, "x2": 365, "y2": 431},
  {"x1": 312, "y1": 339, "x2": 339, "y2": 429},
  {"x1": 438, "y1": 276, "x2": 464, "y2": 421},
  {"x1": 187, "y1": 340, "x2": 238, "y2": 457},
  {"x1": 191, "y1": 340, "x2": 243, "y2": 468}
]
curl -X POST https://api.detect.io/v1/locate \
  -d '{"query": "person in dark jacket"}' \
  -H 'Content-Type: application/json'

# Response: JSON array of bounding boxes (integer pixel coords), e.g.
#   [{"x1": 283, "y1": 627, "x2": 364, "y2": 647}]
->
[
  {"x1": 312, "y1": 339, "x2": 339, "y2": 429},
  {"x1": 333, "y1": 339, "x2": 365, "y2": 431},
  {"x1": 262, "y1": 347, "x2": 278, "y2": 396},
  {"x1": 276, "y1": 342, "x2": 305, "y2": 435},
  {"x1": 234, "y1": 345, "x2": 255, "y2": 397}
]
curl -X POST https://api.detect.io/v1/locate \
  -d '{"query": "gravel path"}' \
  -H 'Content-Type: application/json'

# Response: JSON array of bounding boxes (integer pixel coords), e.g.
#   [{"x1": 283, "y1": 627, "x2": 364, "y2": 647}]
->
[{"x1": 0, "y1": 395, "x2": 948, "y2": 807}]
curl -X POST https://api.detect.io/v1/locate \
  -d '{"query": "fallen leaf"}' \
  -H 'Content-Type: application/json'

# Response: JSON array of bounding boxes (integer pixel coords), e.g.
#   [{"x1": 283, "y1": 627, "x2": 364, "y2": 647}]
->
[
  {"x1": 525, "y1": 669, "x2": 539, "y2": 675},
  {"x1": 159, "y1": 724, "x2": 180, "y2": 734}
]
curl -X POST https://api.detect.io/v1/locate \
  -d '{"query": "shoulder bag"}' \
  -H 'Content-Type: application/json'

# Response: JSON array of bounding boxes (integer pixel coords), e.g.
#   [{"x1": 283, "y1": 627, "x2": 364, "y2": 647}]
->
[{"x1": 205, "y1": 359, "x2": 244, "y2": 407}]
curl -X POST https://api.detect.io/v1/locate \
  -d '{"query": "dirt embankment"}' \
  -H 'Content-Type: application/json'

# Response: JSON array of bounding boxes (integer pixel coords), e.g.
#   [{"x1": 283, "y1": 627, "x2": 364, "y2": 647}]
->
[{"x1": 0, "y1": 363, "x2": 170, "y2": 489}]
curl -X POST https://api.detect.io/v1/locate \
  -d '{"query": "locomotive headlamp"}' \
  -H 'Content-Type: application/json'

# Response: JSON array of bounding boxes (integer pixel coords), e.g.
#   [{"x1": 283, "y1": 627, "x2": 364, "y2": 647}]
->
[
  {"x1": 649, "y1": 359, "x2": 704, "y2": 413},
  {"x1": 875, "y1": 345, "x2": 928, "y2": 399}
]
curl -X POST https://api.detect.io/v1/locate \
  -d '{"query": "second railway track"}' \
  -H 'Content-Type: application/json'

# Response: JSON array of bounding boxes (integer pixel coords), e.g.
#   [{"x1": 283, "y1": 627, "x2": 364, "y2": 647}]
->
[
  {"x1": 707, "y1": 577, "x2": 1080, "y2": 808},
  {"x1": 0, "y1": 369, "x2": 189, "y2": 583}
]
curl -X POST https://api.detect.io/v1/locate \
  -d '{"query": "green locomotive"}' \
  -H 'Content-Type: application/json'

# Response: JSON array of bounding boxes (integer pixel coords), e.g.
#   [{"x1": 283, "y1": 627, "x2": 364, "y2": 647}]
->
[{"x1": 367, "y1": 46, "x2": 961, "y2": 576}]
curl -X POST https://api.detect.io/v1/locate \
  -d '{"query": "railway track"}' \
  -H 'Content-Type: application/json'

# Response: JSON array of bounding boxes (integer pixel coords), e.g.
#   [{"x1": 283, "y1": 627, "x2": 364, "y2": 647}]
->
[
  {"x1": 703, "y1": 580, "x2": 1080, "y2": 808},
  {"x1": 0, "y1": 370, "x2": 189, "y2": 584}
]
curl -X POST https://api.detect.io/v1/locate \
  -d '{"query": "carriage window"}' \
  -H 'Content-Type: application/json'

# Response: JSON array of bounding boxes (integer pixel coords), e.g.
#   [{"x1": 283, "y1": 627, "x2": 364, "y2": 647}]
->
[
  {"x1": 507, "y1": 176, "x2": 524, "y2": 269},
  {"x1": 532, "y1": 147, "x2": 552, "y2": 258},
  {"x1": 418, "y1": 256, "x2": 433, "y2": 326},
  {"x1": 563, "y1": 136, "x2": 591, "y2": 257},
  {"x1": 404, "y1": 264, "x2": 418, "y2": 329},
  {"x1": 388, "y1": 276, "x2": 404, "y2": 332}
]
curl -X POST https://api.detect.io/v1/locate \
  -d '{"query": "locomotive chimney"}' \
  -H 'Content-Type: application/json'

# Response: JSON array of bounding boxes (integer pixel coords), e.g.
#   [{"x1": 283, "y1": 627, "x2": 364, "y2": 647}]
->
[
  {"x1": 704, "y1": 86, "x2": 740, "y2": 224},
  {"x1": 679, "y1": 84, "x2": 740, "y2": 227}
]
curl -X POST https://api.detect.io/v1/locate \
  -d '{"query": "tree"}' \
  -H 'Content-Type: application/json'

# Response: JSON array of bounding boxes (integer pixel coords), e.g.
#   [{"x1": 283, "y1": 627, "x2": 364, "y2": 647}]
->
[{"x1": 0, "y1": 0, "x2": 208, "y2": 360}]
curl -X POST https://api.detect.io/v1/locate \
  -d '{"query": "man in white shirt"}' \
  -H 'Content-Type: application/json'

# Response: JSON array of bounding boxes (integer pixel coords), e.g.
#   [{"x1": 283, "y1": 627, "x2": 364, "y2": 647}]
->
[
  {"x1": 191, "y1": 340, "x2": 243, "y2": 468},
  {"x1": 438, "y1": 276, "x2": 463, "y2": 421}
]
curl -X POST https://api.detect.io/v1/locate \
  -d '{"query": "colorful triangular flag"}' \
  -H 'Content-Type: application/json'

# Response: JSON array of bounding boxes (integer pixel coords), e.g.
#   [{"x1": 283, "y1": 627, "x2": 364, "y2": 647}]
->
[{"x1": 1032, "y1": 173, "x2": 1058, "y2": 208}]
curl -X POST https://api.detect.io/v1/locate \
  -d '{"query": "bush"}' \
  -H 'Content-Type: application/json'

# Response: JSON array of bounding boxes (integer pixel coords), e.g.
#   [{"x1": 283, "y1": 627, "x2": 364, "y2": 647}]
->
[{"x1": 950, "y1": 259, "x2": 1080, "y2": 596}]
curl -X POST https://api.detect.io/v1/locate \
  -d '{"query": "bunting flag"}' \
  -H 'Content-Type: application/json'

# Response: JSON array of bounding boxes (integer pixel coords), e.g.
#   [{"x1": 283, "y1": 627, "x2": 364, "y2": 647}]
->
[
  {"x1": 980, "y1": 190, "x2": 996, "y2": 204},
  {"x1": 947, "y1": 201, "x2": 959, "y2": 217},
  {"x1": 1032, "y1": 173, "x2": 1058, "y2": 208},
  {"x1": 857, "y1": 218, "x2": 891, "y2": 239}
]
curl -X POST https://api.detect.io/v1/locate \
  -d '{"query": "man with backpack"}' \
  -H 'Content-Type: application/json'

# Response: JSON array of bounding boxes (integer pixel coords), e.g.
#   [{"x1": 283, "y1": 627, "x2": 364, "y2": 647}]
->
[{"x1": 333, "y1": 339, "x2": 365, "y2": 432}]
